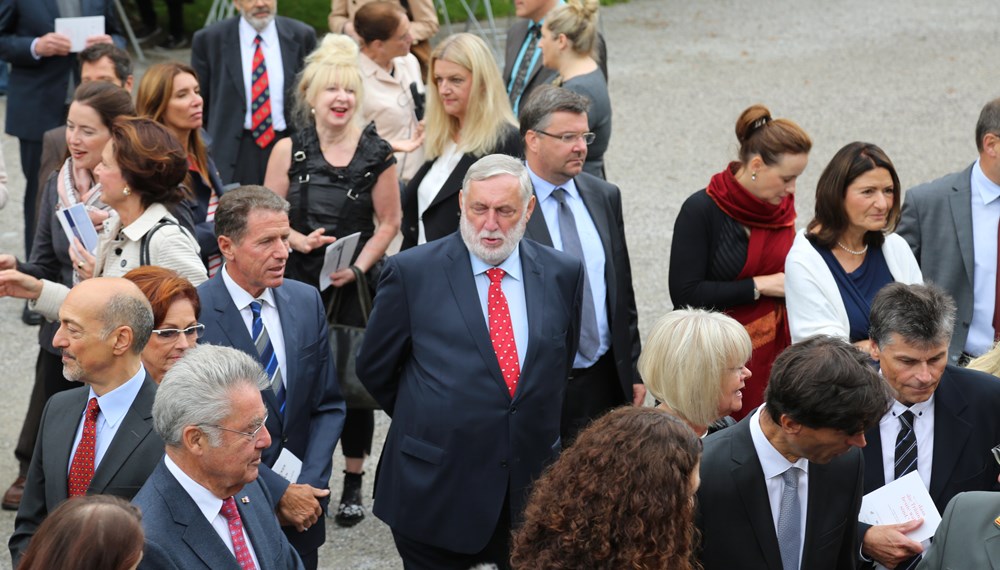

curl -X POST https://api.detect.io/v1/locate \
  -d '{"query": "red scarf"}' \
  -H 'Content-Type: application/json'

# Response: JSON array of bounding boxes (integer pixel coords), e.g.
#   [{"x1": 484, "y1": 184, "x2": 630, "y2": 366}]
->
[{"x1": 706, "y1": 162, "x2": 796, "y2": 420}]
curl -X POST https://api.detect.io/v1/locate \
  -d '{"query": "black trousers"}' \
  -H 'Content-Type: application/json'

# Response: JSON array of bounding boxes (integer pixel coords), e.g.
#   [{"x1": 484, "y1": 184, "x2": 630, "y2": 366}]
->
[
  {"x1": 15, "y1": 349, "x2": 76, "y2": 475},
  {"x1": 232, "y1": 129, "x2": 287, "y2": 186},
  {"x1": 340, "y1": 407, "x2": 374, "y2": 458},
  {"x1": 560, "y1": 351, "x2": 625, "y2": 447},
  {"x1": 18, "y1": 139, "x2": 42, "y2": 256}
]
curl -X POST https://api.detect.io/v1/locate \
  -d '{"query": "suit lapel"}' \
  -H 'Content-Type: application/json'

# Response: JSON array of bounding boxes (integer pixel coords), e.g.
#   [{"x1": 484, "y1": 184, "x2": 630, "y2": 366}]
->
[
  {"x1": 427, "y1": 154, "x2": 476, "y2": 210},
  {"x1": 89, "y1": 376, "x2": 156, "y2": 492},
  {"x1": 223, "y1": 20, "x2": 247, "y2": 113},
  {"x1": 524, "y1": 200, "x2": 553, "y2": 247},
  {"x1": 517, "y1": 241, "x2": 545, "y2": 402},
  {"x1": 802, "y1": 461, "x2": 834, "y2": 568},
  {"x1": 443, "y1": 235, "x2": 509, "y2": 397},
  {"x1": 273, "y1": 284, "x2": 301, "y2": 406},
  {"x1": 276, "y1": 19, "x2": 298, "y2": 97},
  {"x1": 930, "y1": 370, "x2": 972, "y2": 505},
  {"x1": 236, "y1": 492, "x2": 272, "y2": 570},
  {"x1": 52, "y1": 390, "x2": 91, "y2": 502},
  {"x1": 576, "y1": 177, "x2": 615, "y2": 317},
  {"x1": 155, "y1": 465, "x2": 240, "y2": 570},
  {"x1": 862, "y1": 424, "x2": 886, "y2": 493},
  {"x1": 730, "y1": 421, "x2": 784, "y2": 570},
  {"x1": 948, "y1": 166, "x2": 975, "y2": 290},
  {"x1": 986, "y1": 529, "x2": 1000, "y2": 569}
]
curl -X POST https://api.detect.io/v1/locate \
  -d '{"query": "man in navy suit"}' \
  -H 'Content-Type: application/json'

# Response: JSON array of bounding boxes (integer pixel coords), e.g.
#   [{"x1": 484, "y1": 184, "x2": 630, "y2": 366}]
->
[
  {"x1": 697, "y1": 335, "x2": 892, "y2": 570},
  {"x1": 197, "y1": 186, "x2": 345, "y2": 570},
  {"x1": 191, "y1": 0, "x2": 316, "y2": 185},
  {"x1": 8, "y1": 278, "x2": 164, "y2": 566},
  {"x1": 358, "y1": 154, "x2": 584, "y2": 569},
  {"x1": 520, "y1": 85, "x2": 644, "y2": 443},
  {"x1": 0, "y1": 0, "x2": 122, "y2": 256},
  {"x1": 133, "y1": 344, "x2": 303, "y2": 570},
  {"x1": 859, "y1": 283, "x2": 1000, "y2": 568}
]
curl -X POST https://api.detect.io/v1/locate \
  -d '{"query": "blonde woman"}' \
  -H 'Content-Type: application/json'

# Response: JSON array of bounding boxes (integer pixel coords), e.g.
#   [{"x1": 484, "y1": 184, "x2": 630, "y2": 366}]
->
[
  {"x1": 538, "y1": 0, "x2": 611, "y2": 179},
  {"x1": 638, "y1": 308, "x2": 753, "y2": 436},
  {"x1": 401, "y1": 33, "x2": 522, "y2": 249}
]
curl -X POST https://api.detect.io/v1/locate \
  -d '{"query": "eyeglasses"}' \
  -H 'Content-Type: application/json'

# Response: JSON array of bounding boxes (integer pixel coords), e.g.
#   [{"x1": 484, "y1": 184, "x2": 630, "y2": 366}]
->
[
  {"x1": 992, "y1": 444, "x2": 1000, "y2": 466},
  {"x1": 534, "y1": 129, "x2": 596, "y2": 145},
  {"x1": 202, "y1": 413, "x2": 269, "y2": 442},
  {"x1": 151, "y1": 323, "x2": 205, "y2": 341}
]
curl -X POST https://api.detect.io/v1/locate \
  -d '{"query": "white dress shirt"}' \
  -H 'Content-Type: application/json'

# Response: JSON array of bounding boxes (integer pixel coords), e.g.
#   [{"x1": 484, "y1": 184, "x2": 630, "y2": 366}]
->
[
  {"x1": 877, "y1": 397, "x2": 935, "y2": 491},
  {"x1": 68, "y1": 365, "x2": 147, "y2": 475},
  {"x1": 238, "y1": 18, "x2": 287, "y2": 132},
  {"x1": 967, "y1": 158, "x2": 1000, "y2": 355},
  {"x1": 527, "y1": 166, "x2": 609, "y2": 368},
  {"x1": 163, "y1": 455, "x2": 261, "y2": 569},
  {"x1": 222, "y1": 265, "x2": 288, "y2": 389},
  {"x1": 749, "y1": 406, "x2": 809, "y2": 569},
  {"x1": 470, "y1": 245, "x2": 529, "y2": 369}
]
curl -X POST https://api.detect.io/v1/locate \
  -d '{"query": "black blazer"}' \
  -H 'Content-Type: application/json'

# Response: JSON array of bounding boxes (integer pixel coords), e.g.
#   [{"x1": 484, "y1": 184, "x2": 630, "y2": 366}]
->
[
  {"x1": 696, "y1": 413, "x2": 864, "y2": 570},
  {"x1": 400, "y1": 124, "x2": 522, "y2": 249},
  {"x1": 191, "y1": 16, "x2": 317, "y2": 184},
  {"x1": 524, "y1": 171, "x2": 641, "y2": 398}
]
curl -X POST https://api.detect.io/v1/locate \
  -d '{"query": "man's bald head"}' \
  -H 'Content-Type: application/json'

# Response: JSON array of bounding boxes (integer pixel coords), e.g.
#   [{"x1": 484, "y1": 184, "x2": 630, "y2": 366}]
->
[{"x1": 63, "y1": 278, "x2": 154, "y2": 355}]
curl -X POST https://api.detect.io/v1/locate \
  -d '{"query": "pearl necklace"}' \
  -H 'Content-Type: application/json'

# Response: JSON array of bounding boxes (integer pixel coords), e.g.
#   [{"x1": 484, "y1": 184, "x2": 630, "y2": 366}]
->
[{"x1": 836, "y1": 241, "x2": 869, "y2": 255}]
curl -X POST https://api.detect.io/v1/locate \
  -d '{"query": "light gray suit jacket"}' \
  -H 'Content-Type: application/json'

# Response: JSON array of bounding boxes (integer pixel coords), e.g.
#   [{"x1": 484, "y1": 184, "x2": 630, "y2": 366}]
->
[
  {"x1": 917, "y1": 491, "x2": 1000, "y2": 569},
  {"x1": 896, "y1": 163, "x2": 975, "y2": 364}
]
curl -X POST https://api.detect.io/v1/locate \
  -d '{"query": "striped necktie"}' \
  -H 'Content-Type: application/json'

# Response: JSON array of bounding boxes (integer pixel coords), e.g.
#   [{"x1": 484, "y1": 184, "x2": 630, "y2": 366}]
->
[
  {"x1": 250, "y1": 35, "x2": 275, "y2": 148},
  {"x1": 894, "y1": 410, "x2": 918, "y2": 479},
  {"x1": 250, "y1": 300, "x2": 285, "y2": 414}
]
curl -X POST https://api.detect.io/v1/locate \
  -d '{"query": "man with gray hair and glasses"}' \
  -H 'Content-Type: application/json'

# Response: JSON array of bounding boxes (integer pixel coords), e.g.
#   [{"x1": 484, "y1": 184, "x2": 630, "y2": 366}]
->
[
  {"x1": 132, "y1": 344, "x2": 302, "y2": 569},
  {"x1": 859, "y1": 282, "x2": 1000, "y2": 569},
  {"x1": 9, "y1": 278, "x2": 163, "y2": 565},
  {"x1": 358, "y1": 154, "x2": 584, "y2": 569}
]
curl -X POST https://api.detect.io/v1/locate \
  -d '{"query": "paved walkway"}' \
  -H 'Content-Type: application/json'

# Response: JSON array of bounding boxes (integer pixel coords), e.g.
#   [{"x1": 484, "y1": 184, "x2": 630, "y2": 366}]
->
[{"x1": 0, "y1": 0, "x2": 997, "y2": 567}]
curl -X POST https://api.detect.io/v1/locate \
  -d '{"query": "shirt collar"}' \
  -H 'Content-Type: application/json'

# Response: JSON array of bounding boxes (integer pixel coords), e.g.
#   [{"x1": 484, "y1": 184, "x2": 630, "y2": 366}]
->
[
  {"x1": 221, "y1": 264, "x2": 277, "y2": 311},
  {"x1": 749, "y1": 406, "x2": 810, "y2": 480},
  {"x1": 88, "y1": 364, "x2": 146, "y2": 429},
  {"x1": 881, "y1": 395, "x2": 935, "y2": 426},
  {"x1": 121, "y1": 203, "x2": 171, "y2": 242},
  {"x1": 470, "y1": 244, "x2": 523, "y2": 282},
  {"x1": 972, "y1": 158, "x2": 1000, "y2": 205},
  {"x1": 164, "y1": 454, "x2": 226, "y2": 522},
  {"x1": 526, "y1": 163, "x2": 578, "y2": 203},
  {"x1": 239, "y1": 16, "x2": 278, "y2": 47}
]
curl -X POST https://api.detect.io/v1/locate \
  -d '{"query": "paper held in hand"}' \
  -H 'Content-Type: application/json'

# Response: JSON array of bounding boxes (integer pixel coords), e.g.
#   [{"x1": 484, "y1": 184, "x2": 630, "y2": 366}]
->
[
  {"x1": 318, "y1": 232, "x2": 361, "y2": 291},
  {"x1": 56, "y1": 203, "x2": 100, "y2": 256},
  {"x1": 54, "y1": 16, "x2": 105, "y2": 52},
  {"x1": 859, "y1": 471, "x2": 941, "y2": 543}
]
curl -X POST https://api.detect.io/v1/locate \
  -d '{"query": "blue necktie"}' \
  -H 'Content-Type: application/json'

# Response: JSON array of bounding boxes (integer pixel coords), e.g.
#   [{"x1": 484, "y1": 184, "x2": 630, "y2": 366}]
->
[
  {"x1": 777, "y1": 466, "x2": 801, "y2": 570},
  {"x1": 552, "y1": 188, "x2": 600, "y2": 360},
  {"x1": 250, "y1": 300, "x2": 285, "y2": 414}
]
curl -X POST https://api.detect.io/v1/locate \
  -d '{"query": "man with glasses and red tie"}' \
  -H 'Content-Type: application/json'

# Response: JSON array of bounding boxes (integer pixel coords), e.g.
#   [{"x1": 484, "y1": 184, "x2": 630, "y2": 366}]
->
[
  {"x1": 8, "y1": 278, "x2": 164, "y2": 566},
  {"x1": 358, "y1": 154, "x2": 584, "y2": 569},
  {"x1": 132, "y1": 344, "x2": 303, "y2": 570}
]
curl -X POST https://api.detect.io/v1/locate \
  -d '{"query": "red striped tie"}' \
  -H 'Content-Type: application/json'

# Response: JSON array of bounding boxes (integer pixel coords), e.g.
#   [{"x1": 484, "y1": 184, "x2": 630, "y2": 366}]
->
[{"x1": 251, "y1": 35, "x2": 274, "y2": 149}]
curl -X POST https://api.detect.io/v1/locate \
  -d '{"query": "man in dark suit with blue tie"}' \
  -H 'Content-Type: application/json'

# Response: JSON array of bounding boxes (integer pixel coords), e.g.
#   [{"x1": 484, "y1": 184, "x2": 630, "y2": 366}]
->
[
  {"x1": 133, "y1": 344, "x2": 303, "y2": 570},
  {"x1": 520, "y1": 85, "x2": 644, "y2": 443},
  {"x1": 197, "y1": 186, "x2": 345, "y2": 570},
  {"x1": 858, "y1": 283, "x2": 1000, "y2": 569},
  {"x1": 358, "y1": 154, "x2": 585, "y2": 569}
]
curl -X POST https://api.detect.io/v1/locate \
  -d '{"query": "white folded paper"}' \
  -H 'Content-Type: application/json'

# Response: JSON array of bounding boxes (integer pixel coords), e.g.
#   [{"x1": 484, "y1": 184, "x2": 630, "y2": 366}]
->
[
  {"x1": 859, "y1": 471, "x2": 941, "y2": 543},
  {"x1": 54, "y1": 16, "x2": 105, "y2": 52},
  {"x1": 318, "y1": 232, "x2": 361, "y2": 291},
  {"x1": 56, "y1": 203, "x2": 100, "y2": 255},
  {"x1": 272, "y1": 448, "x2": 303, "y2": 483}
]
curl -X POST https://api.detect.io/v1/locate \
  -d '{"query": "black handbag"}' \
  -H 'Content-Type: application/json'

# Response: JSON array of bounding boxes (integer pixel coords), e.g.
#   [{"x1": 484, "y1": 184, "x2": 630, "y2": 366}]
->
[{"x1": 326, "y1": 265, "x2": 380, "y2": 410}]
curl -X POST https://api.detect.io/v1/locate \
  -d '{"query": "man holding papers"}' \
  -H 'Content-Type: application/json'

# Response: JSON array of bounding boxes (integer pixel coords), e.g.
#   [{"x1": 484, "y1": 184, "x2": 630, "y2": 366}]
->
[
  {"x1": 860, "y1": 283, "x2": 1000, "y2": 569},
  {"x1": 196, "y1": 186, "x2": 345, "y2": 570}
]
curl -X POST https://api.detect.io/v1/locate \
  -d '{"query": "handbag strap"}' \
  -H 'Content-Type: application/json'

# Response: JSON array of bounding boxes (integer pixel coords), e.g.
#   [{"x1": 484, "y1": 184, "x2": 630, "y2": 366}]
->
[{"x1": 325, "y1": 265, "x2": 373, "y2": 325}]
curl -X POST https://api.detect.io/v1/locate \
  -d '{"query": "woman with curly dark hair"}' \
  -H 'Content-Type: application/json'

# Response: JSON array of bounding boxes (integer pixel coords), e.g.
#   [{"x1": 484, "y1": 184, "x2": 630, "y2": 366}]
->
[{"x1": 511, "y1": 407, "x2": 703, "y2": 570}]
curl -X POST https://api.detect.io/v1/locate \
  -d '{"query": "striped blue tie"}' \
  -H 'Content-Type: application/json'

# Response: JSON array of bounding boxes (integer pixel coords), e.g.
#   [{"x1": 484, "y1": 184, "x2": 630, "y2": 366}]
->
[{"x1": 250, "y1": 300, "x2": 285, "y2": 414}]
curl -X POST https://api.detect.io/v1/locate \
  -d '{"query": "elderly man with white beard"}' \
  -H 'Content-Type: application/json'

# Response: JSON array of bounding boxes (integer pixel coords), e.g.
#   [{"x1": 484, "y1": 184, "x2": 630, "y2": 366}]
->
[{"x1": 358, "y1": 154, "x2": 584, "y2": 570}]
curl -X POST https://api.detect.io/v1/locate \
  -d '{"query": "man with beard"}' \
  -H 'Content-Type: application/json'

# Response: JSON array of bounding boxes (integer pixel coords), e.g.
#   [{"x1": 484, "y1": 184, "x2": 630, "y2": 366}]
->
[
  {"x1": 358, "y1": 154, "x2": 584, "y2": 569},
  {"x1": 9, "y1": 278, "x2": 164, "y2": 566},
  {"x1": 191, "y1": 0, "x2": 316, "y2": 185}
]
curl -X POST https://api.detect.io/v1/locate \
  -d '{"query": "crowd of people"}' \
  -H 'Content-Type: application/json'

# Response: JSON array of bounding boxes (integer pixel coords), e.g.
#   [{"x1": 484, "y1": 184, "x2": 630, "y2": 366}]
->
[{"x1": 1, "y1": 0, "x2": 1000, "y2": 569}]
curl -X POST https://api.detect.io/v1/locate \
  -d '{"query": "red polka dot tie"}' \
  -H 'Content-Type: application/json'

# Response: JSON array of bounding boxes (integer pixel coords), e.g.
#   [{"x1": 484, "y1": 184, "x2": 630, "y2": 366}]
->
[
  {"x1": 486, "y1": 268, "x2": 520, "y2": 396},
  {"x1": 221, "y1": 497, "x2": 258, "y2": 570},
  {"x1": 67, "y1": 397, "x2": 100, "y2": 498}
]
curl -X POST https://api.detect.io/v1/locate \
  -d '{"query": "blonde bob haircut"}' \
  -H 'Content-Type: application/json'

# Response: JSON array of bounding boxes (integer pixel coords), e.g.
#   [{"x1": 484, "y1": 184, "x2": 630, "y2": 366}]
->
[
  {"x1": 424, "y1": 33, "x2": 516, "y2": 159},
  {"x1": 294, "y1": 34, "x2": 364, "y2": 130},
  {"x1": 638, "y1": 308, "x2": 753, "y2": 427},
  {"x1": 545, "y1": 0, "x2": 600, "y2": 59}
]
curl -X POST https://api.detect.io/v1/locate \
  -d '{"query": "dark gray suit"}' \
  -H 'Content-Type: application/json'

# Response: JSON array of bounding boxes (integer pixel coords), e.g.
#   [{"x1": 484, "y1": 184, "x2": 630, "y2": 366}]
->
[
  {"x1": 896, "y1": 164, "x2": 975, "y2": 364},
  {"x1": 190, "y1": 16, "x2": 316, "y2": 184},
  {"x1": 134, "y1": 459, "x2": 303, "y2": 570},
  {"x1": 8, "y1": 376, "x2": 163, "y2": 564},
  {"x1": 917, "y1": 491, "x2": 1000, "y2": 569}
]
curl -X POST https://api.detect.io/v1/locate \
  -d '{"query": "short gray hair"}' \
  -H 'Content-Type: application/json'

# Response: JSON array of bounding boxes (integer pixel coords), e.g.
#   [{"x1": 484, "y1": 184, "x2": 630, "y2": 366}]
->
[
  {"x1": 214, "y1": 185, "x2": 289, "y2": 244},
  {"x1": 153, "y1": 344, "x2": 269, "y2": 447},
  {"x1": 518, "y1": 84, "x2": 590, "y2": 139},
  {"x1": 99, "y1": 293, "x2": 153, "y2": 354},
  {"x1": 461, "y1": 154, "x2": 533, "y2": 205},
  {"x1": 869, "y1": 283, "x2": 956, "y2": 349}
]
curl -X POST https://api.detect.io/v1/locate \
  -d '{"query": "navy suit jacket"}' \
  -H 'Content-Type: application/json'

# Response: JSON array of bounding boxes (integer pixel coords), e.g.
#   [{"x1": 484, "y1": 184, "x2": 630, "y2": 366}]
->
[
  {"x1": 696, "y1": 413, "x2": 864, "y2": 570},
  {"x1": 133, "y1": 459, "x2": 303, "y2": 570},
  {"x1": 0, "y1": 0, "x2": 123, "y2": 141},
  {"x1": 524, "y1": 171, "x2": 641, "y2": 399},
  {"x1": 859, "y1": 365, "x2": 1000, "y2": 545},
  {"x1": 358, "y1": 232, "x2": 584, "y2": 553},
  {"x1": 191, "y1": 15, "x2": 317, "y2": 184},
  {"x1": 9, "y1": 375, "x2": 164, "y2": 565},
  {"x1": 197, "y1": 274, "x2": 345, "y2": 551}
]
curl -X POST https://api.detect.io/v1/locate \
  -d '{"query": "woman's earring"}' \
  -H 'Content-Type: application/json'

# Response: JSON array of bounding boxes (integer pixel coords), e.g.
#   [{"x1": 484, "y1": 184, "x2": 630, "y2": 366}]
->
[
  {"x1": 751, "y1": 172, "x2": 757, "y2": 182},
  {"x1": 123, "y1": 185, "x2": 131, "y2": 196},
  {"x1": 311, "y1": 108, "x2": 316, "y2": 115}
]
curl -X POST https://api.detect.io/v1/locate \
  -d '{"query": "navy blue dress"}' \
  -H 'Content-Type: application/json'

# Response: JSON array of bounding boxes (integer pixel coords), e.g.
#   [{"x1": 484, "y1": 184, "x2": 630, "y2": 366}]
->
[{"x1": 814, "y1": 243, "x2": 894, "y2": 342}]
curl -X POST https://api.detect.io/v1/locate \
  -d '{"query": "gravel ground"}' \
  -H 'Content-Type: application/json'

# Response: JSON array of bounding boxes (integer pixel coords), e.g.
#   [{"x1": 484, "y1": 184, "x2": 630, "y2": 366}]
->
[{"x1": 0, "y1": 0, "x2": 998, "y2": 567}]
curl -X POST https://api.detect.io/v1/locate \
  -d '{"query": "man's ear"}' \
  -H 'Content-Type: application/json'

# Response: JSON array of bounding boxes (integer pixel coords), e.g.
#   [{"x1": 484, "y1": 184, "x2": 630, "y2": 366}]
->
[
  {"x1": 218, "y1": 235, "x2": 235, "y2": 261},
  {"x1": 779, "y1": 414, "x2": 803, "y2": 435},
  {"x1": 182, "y1": 425, "x2": 210, "y2": 455}
]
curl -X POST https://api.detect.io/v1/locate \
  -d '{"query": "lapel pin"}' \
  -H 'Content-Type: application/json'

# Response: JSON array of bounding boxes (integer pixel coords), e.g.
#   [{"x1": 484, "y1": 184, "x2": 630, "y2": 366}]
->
[
  {"x1": 241, "y1": 496, "x2": 250, "y2": 504},
  {"x1": 994, "y1": 515, "x2": 1000, "y2": 529}
]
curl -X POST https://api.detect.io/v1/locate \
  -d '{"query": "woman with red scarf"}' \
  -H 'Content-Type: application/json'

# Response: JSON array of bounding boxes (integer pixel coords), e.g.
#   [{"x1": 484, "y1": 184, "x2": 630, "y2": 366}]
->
[{"x1": 668, "y1": 104, "x2": 811, "y2": 420}]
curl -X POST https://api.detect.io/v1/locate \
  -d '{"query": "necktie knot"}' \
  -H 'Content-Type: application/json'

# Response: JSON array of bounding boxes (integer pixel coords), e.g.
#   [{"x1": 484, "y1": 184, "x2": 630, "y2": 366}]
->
[
  {"x1": 221, "y1": 497, "x2": 241, "y2": 523},
  {"x1": 529, "y1": 23, "x2": 542, "y2": 38},
  {"x1": 85, "y1": 397, "x2": 100, "y2": 421},
  {"x1": 249, "y1": 300, "x2": 262, "y2": 320},
  {"x1": 781, "y1": 466, "x2": 799, "y2": 489},
  {"x1": 899, "y1": 410, "x2": 915, "y2": 430},
  {"x1": 551, "y1": 187, "x2": 567, "y2": 204},
  {"x1": 486, "y1": 267, "x2": 506, "y2": 284},
  {"x1": 253, "y1": 34, "x2": 262, "y2": 46}
]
